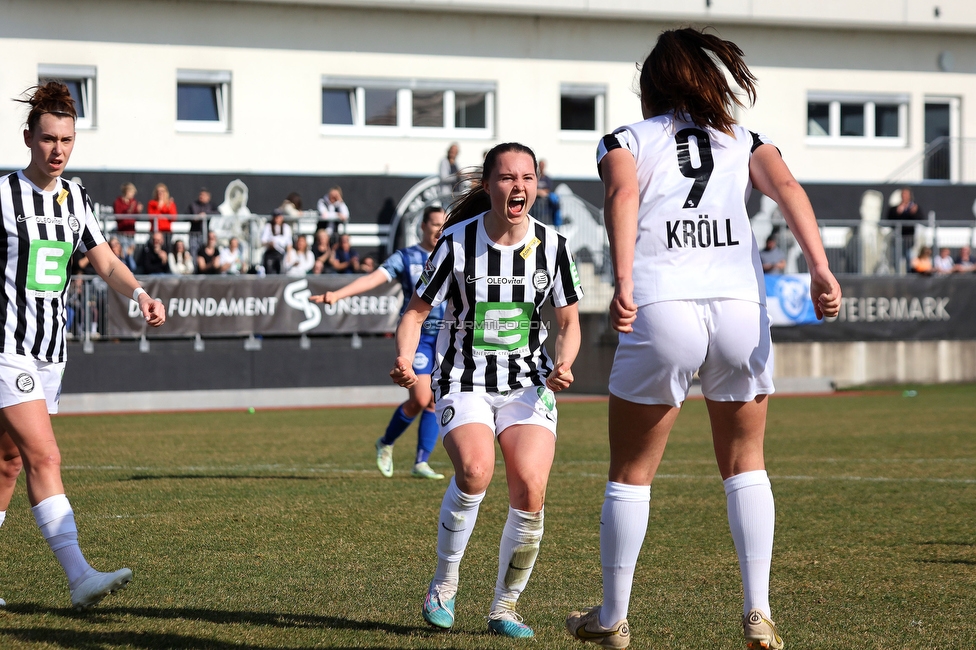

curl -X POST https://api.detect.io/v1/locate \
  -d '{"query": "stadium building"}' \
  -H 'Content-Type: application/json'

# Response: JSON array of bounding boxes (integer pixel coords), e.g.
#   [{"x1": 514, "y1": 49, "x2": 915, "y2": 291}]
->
[{"x1": 2, "y1": 0, "x2": 975, "y2": 401}]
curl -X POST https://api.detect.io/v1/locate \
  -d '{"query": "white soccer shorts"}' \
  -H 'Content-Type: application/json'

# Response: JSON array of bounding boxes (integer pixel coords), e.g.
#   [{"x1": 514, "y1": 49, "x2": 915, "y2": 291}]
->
[
  {"x1": 435, "y1": 386, "x2": 558, "y2": 438},
  {"x1": 0, "y1": 353, "x2": 65, "y2": 414},
  {"x1": 609, "y1": 298, "x2": 775, "y2": 407}
]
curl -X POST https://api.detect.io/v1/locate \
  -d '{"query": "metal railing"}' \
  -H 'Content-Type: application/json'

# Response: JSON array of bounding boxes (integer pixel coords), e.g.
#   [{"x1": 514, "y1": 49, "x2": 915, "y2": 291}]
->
[{"x1": 885, "y1": 137, "x2": 976, "y2": 184}]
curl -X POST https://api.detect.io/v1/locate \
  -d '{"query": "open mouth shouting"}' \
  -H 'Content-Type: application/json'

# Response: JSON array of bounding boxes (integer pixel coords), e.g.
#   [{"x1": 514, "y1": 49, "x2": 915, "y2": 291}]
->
[{"x1": 508, "y1": 195, "x2": 527, "y2": 218}]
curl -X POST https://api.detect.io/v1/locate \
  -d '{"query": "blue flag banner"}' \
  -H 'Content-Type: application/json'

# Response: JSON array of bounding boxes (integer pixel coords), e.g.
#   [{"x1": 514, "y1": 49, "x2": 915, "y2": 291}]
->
[{"x1": 765, "y1": 274, "x2": 820, "y2": 326}]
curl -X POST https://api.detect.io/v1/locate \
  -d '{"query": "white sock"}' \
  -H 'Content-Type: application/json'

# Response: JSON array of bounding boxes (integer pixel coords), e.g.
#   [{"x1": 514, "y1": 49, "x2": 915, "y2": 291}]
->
[
  {"x1": 724, "y1": 470, "x2": 775, "y2": 618},
  {"x1": 491, "y1": 506, "x2": 544, "y2": 613},
  {"x1": 32, "y1": 494, "x2": 95, "y2": 590},
  {"x1": 0, "y1": 510, "x2": 6, "y2": 528},
  {"x1": 600, "y1": 481, "x2": 650, "y2": 628},
  {"x1": 432, "y1": 478, "x2": 485, "y2": 595}
]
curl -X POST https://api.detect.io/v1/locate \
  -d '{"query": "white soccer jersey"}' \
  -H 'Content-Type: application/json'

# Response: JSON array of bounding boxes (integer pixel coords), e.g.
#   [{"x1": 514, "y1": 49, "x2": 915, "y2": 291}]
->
[
  {"x1": 0, "y1": 171, "x2": 106, "y2": 362},
  {"x1": 416, "y1": 213, "x2": 582, "y2": 398},
  {"x1": 597, "y1": 113, "x2": 772, "y2": 307}
]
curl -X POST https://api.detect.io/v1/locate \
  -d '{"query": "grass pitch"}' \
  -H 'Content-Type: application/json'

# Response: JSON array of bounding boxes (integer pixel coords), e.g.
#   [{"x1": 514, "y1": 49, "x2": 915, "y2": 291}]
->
[{"x1": 0, "y1": 384, "x2": 974, "y2": 648}]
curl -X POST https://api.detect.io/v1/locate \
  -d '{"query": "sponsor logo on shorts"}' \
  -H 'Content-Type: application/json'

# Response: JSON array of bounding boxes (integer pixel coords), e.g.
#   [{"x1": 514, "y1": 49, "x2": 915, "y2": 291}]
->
[
  {"x1": 413, "y1": 351, "x2": 429, "y2": 370},
  {"x1": 15, "y1": 373, "x2": 35, "y2": 393},
  {"x1": 532, "y1": 269, "x2": 550, "y2": 291},
  {"x1": 441, "y1": 406, "x2": 455, "y2": 426},
  {"x1": 537, "y1": 386, "x2": 555, "y2": 411},
  {"x1": 67, "y1": 215, "x2": 81, "y2": 233}
]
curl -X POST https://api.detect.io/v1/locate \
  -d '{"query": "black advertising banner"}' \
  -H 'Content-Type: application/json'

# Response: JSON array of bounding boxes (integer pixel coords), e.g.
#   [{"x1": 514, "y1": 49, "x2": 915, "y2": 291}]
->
[
  {"x1": 772, "y1": 275, "x2": 976, "y2": 342},
  {"x1": 106, "y1": 276, "x2": 403, "y2": 338}
]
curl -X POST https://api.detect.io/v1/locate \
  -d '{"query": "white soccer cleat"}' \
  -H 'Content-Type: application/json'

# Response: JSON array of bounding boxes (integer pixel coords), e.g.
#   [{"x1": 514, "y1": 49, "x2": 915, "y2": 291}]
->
[
  {"x1": 411, "y1": 462, "x2": 445, "y2": 480},
  {"x1": 70, "y1": 568, "x2": 133, "y2": 610},
  {"x1": 375, "y1": 438, "x2": 394, "y2": 477},
  {"x1": 743, "y1": 608, "x2": 784, "y2": 650}
]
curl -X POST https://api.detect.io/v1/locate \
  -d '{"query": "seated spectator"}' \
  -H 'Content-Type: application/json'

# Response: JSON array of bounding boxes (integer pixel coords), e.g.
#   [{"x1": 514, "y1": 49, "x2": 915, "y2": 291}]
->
[
  {"x1": 279, "y1": 191, "x2": 303, "y2": 217},
  {"x1": 933, "y1": 247, "x2": 954, "y2": 275},
  {"x1": 147, "y1": 183, "x2": 177, "y2": 232},
  {"x1": 196, "y1": 231, "x2": 222, "y2": 275},
  {"x1": 311, "y1": 228, "x2": 332, "y2": 274},
  {"x1": 112, "y1": 182, "x2": 142, "y2": 235},
  {"x1": 360, "y1": 255, "x2": 376, "y2": 273},
  {"x1": 219, "y1": 236, "x2": 246, "y2": 274},
  {"x1": 316, "y1": 186, "x2": 350, "y2": 232},
  {"x1": 261, "y1": 209, "x2": 292, "y2": 274},
  {"x1": 138, "y1": 231, "x2": 170, "y2": 275},
  {"x1": 954, "y1": 245, "x2": 975, "y2": 273},
  {"x1": 911, "y1": 246, "x2": 934, "y2": 275},
  {"x1": 759, "y1": 234, "x2": 786, "y2": 274},
  {"x1": 169, "y1": 239, "x2": 195, "y2": 275},
  {"x1": 329, "y1": 233, "x2": 359, "y2": 274},
  {"x1": 187, "y1": 187, "x2": 219, "y2": 233},
  {"x1": 109, "y1": 237, "x2": 137, "y2": 273},
  {"x1": 284, "y1": 235, "x2": 315, "y2": 277}
]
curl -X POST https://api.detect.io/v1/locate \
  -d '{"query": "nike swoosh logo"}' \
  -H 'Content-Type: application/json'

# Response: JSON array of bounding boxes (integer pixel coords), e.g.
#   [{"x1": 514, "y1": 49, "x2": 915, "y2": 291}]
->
[
  {"x1": 441, "y1": 522, "x2": 463, "y2": 533},
  {"x1": 508, "y1": 563, "x2": 533, "y2": 571},
  {"x1": 574, "y1": 624, "x2": 622, "y2": 640},
  {"x1": 465, "y1": 275, "x2": 483, "y2": 284},
  {"x1": 16, "y1": 214, "x2": 30, "y2": 222}
]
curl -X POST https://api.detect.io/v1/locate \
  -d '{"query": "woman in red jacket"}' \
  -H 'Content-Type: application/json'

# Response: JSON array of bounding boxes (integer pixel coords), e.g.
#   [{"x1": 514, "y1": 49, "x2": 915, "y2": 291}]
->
[{"x1": 147, "y1": 183, "x2": 177, "y2": 232}]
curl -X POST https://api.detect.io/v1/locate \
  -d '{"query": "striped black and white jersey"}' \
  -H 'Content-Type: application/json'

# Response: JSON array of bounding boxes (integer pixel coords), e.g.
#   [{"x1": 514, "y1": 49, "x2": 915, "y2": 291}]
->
[
  {"x1": 416, "y1": 212, "x2": 582, "y2": 398},
  {"x1": 597, "y1": 112, "x2": 772, "y2": 307},
  {"x1": 0, "y1": 171, "x2": 106, "y2": 362}
]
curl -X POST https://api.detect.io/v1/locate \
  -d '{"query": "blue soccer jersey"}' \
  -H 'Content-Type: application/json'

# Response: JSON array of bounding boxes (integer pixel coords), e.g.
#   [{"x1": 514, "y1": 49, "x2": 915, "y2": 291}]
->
[{"x1": 380, "y1": 244, "x2": 446, "y2": 339}]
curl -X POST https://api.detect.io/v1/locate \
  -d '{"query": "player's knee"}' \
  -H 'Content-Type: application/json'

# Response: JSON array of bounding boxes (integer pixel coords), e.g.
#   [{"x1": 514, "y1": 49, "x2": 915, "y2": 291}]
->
[
  {"x1": 0, "y1": 454, "x2": 23, "y2": 483},
  {"x1": 456, "y1": 462, "x2": 493, "y2": 492},
  {"x1": 24, "y1": 448, "x2": 61, "y2": 476}
]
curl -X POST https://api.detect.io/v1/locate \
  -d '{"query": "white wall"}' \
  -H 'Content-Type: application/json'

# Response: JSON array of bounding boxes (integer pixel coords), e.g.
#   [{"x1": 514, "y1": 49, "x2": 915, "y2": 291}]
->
[{"x1": 2, "y1": 0, "x2": 975, "y2": 183}]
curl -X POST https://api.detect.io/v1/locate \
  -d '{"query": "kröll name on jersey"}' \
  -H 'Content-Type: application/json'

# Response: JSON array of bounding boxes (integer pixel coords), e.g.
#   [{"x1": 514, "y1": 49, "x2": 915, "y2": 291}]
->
[{"x1": 666, "y1": 215, "x2": 740, "y2": 249}]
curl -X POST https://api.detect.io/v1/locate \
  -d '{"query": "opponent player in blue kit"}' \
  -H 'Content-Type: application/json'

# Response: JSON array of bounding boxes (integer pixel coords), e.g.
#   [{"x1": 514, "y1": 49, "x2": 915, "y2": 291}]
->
[{"x1": 311, "y1": 206, "x2": 447, "y2": 479}]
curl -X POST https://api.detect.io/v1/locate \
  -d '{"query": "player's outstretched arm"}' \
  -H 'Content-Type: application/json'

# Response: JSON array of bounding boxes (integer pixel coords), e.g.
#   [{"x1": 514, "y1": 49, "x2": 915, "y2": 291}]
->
[
  {"x1": 749, "y1": 145, "x2": 841, "y2": 319},
  {"x1": 86, "y1": 242, "x2": 165, "y2": 327},
  {"x1": 309, "y1": 268, "x2": 390, "y2": 304},
  {"x1": 546, "y1": 303, "x2": 580, "y2": 392},
  {"x1": 391, "y1": 293, "x2": 432, "y2": 388},
  {"x1": 601, "y1": 148, "x2": 640, "y2": 332}
]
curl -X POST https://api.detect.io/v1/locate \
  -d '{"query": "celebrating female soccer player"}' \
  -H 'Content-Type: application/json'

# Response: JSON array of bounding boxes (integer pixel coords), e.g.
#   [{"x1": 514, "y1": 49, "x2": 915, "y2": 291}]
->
[
  {"x1": 392, "y1": 143, "x2": 582, "y2": 638},
  {"x1": 0, "y1": 82, "x2": 165, "y2": 609},
  {"x1": 310, "y1": 205, "x2": 448, "y2": 480},
  {"x1": 566, "y1": 28, "x2": 840, "y2": 649}
]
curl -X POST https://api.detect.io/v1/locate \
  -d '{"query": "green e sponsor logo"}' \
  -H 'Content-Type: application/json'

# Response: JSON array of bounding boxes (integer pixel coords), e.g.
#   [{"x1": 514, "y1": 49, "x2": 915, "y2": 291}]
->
[
  {"x1": 569, "y1": 260, "x2": 581, "y2": 288},
  {"x1": 473, "y1": 301, "x2": 533, "y2": 351},
  {"x1": 27, "y1": 240, "x2": 73, "y2": 292}
]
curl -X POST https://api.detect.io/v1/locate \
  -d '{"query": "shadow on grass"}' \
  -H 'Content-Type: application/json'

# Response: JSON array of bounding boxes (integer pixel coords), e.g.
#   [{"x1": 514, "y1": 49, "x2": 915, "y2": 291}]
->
[
  {"x1": 0, "y1": 627, "x2": 470, "y2": 650},
  {"x1": 122, "y1": 475, "x2": 323, "y2": 482},
  {"x1": 918, "y1": 558, "x2": 976, "y2": 565},
  {"x1": 2, "y1": 604, "x2": 489, "y2": 645}
]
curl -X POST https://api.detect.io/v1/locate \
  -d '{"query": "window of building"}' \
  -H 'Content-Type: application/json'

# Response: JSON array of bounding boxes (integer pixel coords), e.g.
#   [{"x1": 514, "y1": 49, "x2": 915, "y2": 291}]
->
[
  {"x1": 38, "y1": 64, "x2": 96, "y2": 130},
  {"x1": 321, "y1": 77, "x2": 494, "y2": 137},
  {"x1": 177, "y1": 70, "x2": 231, "y2": 133},
  {"x1": 560, "y1": 84, "x2": 606, "y2": 138},
  {"x1": 806, "y1": 93, "x2": 908, "y2": 145}
]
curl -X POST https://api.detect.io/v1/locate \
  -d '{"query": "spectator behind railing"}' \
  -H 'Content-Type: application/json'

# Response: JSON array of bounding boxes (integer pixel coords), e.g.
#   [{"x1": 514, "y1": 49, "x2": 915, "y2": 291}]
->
[
  {"x1": 759, "y1": 234, "x2": 786, "y2": 274},
  {"x1": 888, "y1": 187, "x2": 922, "y2": 267},
  {"x1": 933, "y1": 247, "x2": 955, "y2": 275},
  {"x1": 219, "y1": 236, "x2": 246, "y2": 274},
  {"x1": 284, "y1": 235, "x2": 316, "y2": 277},
  {"x1": 278, "y1": 191, "x2": 303, "y2": 217},
  {"x1": 954, "y1": 246, "x2": 975, "y2": 273},
  {"x1": 261, "y1": 209, "x2": 292, "y2": 274},
  {"x1": 112, "y1": 182, "x2": 142, "y2": 236},
  {"x1": 911, "y1": 246, "x2": 934, "y2": 275},
  {"x1": 316, "y1": 186, "x2": 349, "y2": 234},
  {"x1": 329, "y1": 233, "x2": 359, "y2": 273},
  {"x1": 108, "y1": 237, "x2": 137, "y2": 273},
  {"x1": 169, "y1": 239, "x2": 194, "y2": 275},
  {"x1": 360, "y1": 255, "x2": 376, "y2": 273},
  {"x1": 147, "y1": 183, "x2": 177, "y2": 232},
  {"x1": 311, "y1": 228, "x2": 333, "y2": 274},
  {"x1": 187, "y1": 187, "x2": 218, "y2": 234},
  {"x1": 138, "y1": 231, "x2": 170, "y2": 275},
  {"x1": 196, "y1": 231, "x2": 222, "y2": 275}
]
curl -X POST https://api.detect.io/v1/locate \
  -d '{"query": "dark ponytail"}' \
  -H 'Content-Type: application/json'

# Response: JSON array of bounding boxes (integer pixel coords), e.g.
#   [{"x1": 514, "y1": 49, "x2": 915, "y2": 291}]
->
[
  {"x1": 14, "y1": 81, "x2": 77, "y2": 132},
  {"x1": 639, "y1": 27, "x2": 757, "y2": 135},
  {"x1": 442, "y1": 142, "x2": 538, "y2": 232}
]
